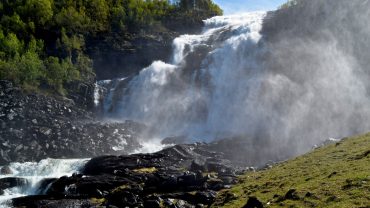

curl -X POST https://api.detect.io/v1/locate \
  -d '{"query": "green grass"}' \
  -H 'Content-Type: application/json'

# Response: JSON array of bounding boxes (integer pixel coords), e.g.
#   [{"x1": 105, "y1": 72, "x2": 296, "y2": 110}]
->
[{"x1": 213, "y1": 133, "x2": 370, "y2": 208}]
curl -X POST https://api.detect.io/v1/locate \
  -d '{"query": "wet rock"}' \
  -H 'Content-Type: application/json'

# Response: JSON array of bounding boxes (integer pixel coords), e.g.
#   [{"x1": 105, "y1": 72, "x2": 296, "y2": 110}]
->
[
  {"x1": 16, "y1": 140, "x2": 247, "y2": 207},
  {"x1": 34, "y1": 178, "x2": 58, "y2": 195},
  {"x1": 0, "y1": 166, "x2": 12, "y2": 175},
  {"x1": 0, "y1": 177, "x2": 28, "y2": 191}
]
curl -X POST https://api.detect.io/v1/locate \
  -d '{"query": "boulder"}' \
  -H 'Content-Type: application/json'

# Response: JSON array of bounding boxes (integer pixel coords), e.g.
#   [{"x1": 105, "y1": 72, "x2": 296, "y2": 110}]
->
[
  {"x1": 0, "y1": 166, "x2": 12, "y2": 175},
  {"x1": 243, "y1": 196, "x2": 264, "y2": 208},
  {"x1": 284, "y1": 189, "x2": 300, "y2": 200},
  {"x1": 0, "y1": 177, "x2": 28, "y2": 191}
]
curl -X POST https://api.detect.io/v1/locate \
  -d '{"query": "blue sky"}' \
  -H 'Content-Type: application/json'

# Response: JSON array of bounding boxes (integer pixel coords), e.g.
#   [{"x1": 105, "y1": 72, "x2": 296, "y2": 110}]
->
[{"x1": 213, "y1": 0, "x2": 287, "y2": 14}]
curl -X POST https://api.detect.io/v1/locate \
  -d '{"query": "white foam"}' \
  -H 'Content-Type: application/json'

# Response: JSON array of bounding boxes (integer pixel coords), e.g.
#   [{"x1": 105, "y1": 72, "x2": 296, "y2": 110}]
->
[
  {"x1": 132, "y1": 139, "x2": 172, "y2": 154},
  {"x1": 0, "y1": 158, "x2": 88, "y2": 207}
]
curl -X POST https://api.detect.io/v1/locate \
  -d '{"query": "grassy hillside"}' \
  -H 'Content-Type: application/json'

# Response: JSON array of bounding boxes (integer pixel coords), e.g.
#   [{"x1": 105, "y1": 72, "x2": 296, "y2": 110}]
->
[{"x1": 213, "y1": 133, "x2": 370, "y2": 207}]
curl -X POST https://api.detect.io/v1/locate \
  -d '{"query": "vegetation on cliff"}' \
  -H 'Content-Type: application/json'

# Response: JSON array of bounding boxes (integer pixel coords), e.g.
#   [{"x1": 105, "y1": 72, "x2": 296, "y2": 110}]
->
[
  {"x1": 0, "y1": 0, "x2": 222, "y2": 95},
  {"x1": 213, "y1": 134, "x2": 370, "y2": 207}
]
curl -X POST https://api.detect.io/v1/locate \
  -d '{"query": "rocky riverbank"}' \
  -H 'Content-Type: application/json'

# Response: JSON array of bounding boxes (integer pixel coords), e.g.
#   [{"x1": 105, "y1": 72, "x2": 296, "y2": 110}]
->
[
  {"x1": 0, "y1": 78, "x2": 257, "y2": 207},
  {"x1": 11, "y1": 140, "x2": 248, "y2": 208},
  {"x1": 0, "y1": 80, "x2": 146, "y2": 165}
]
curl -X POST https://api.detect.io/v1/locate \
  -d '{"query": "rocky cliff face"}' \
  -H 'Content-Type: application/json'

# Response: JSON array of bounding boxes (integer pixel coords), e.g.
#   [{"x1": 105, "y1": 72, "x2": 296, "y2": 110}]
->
[
  {"x1": 88, "y1": 31, "x2": 178, "y2": 80},
  {"x1": 88, "y1": 21, "x2": 205, "y2": 80}
]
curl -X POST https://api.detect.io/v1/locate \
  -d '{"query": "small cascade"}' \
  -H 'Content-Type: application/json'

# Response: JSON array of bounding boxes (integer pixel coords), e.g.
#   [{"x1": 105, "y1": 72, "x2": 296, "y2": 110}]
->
[
  {"x1": 94, "y1": 78, "x2": 130, "y2": 116},
  {"x1": 0, "y1": 158, "x2": 88, "y2": 207}
]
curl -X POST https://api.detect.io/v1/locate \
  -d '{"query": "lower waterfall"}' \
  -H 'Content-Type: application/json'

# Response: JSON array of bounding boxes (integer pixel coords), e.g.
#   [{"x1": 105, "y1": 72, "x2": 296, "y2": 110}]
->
[{"x1": 0, "y1": 159, "x2": 88, "y2": 207}]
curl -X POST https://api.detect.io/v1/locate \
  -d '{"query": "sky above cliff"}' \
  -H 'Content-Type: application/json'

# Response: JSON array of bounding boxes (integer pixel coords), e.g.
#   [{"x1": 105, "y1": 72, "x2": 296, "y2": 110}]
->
[{"x1": 214, "y1": 0, "x2": 287, "y2": 14}]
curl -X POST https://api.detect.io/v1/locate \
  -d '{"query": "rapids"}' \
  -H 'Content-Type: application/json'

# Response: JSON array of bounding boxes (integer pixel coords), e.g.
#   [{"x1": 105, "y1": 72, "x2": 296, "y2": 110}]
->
[{"x1": 0, "y1": 159, "x2": 88, "y2": 207}]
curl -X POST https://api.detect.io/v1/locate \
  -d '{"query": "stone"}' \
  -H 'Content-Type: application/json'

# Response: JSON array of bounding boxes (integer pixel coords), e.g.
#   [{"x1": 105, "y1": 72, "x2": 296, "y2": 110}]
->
[
  {"x1": 40, "y1": 127, "x2": 52, "y2": 136},
  {"x1": 7, "y1": 113, "x2": 15, "y2": 120},
  {"x1": 144, "y1": 199, "x2": 161, "y2": 208},
  {"x1": 0, "y1": 166, "x2": 12, "y2": 175},
  {"x1": 0, "y1": 119, "x2": 6, "y2": 129},
  {"x1": 14, "y1": 145, "x2": 23, "y2": 152},
  {"x1": 177, "y1": 172, "x2": 197, "y2": 186},
  {"x1": 219, "y1": 176, "x2": 235, "y2": 185},
  {"x1": 243, "y1": 196, "x2": 264, "y2": 208},
  {"x1": 191, "y1": 158, "x2": 206, "y2": 172},
  {"x1": 284, "y1": 189, "x2": 300, "y2": 200},
  {"x1": 0, "y1": 177, "x2": 28, "y2": 191}
]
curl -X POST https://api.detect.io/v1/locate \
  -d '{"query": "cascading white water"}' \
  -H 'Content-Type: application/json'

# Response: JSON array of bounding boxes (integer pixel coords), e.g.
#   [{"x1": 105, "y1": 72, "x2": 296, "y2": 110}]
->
[
  {"x1": 99, "y1": 10, "x2": 370, "y2": 159},
  {"x1": 0, "y1": 158, "x2": 88, "y2": 207},
  {"x1": 109, "y1": 12, "x2": 268, "y2": 138}
]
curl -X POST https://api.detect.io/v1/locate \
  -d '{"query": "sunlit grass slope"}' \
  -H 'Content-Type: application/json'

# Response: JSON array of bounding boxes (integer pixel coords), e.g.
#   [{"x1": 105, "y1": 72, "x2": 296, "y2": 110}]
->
[{"x1": 213, "y1": 133, "x2": 370, "y2": 208}]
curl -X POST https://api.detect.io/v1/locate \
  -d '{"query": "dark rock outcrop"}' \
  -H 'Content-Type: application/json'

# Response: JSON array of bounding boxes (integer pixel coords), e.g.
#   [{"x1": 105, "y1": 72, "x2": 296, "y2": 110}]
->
[
  {"x1": 13, "y1": 141, "x2": 245, "y2": 208},
  {"x1": 89, "y1": 31, "x2": 177, "y2": 80},
  {"x1": 0, "y1": 177, "x2": 29, "y2": 192},
  {"x1": 64, "y1": 80, "x2": 96, "y2": 110},
  {"x1": 243, "y1": 196, "x2": 264, "y2": 208},
  {"x1": 88, "y1": 13, "x2": 208, "y2": 81}
]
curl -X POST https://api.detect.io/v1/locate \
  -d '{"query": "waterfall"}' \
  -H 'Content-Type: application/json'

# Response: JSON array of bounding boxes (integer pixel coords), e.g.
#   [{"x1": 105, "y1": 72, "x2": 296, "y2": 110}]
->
[
  {"x1": 0, "y1": 158, "x2": 88, "y2": 207},
  {"x1": 101, "y1": 12, "x2": 268, "y2": 138},
  {"x1": 98, "y1": 10, "x2": 370, "y2": 157}
]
